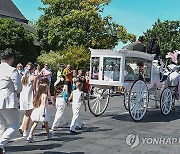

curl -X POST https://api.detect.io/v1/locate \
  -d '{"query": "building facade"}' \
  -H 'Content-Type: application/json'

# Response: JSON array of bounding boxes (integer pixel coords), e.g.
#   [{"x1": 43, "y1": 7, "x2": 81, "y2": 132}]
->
[{"x1": 0, "y1": 0, "x2": 35, "y2": 33}]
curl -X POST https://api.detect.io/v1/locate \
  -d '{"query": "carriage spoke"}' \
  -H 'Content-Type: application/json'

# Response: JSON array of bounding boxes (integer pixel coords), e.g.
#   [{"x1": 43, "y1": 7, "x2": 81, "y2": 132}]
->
[
  {"x1": 160, "y1": 88, "x2": 172, "y2": 115},
  {"x1": 131, "y1": 101, "x2": 138, "y2": 116},
  {"x1": 91, "y1": 99, "x2": 98, "y2": 110},
  {"x1": 162, "y1": 103, "x2": 166, "y2": 111},
  {"x1": 88, "y1": 87, "x2": 110, "y2": 116},
  {"x1": 130, "y1": 99, "x2": 136, "y2": 111},
  {"x1": 139, "y1": 83, "x2": 144, "y2": 95},
  {"x1": 94, "y1": 99, "x2": 99, "y2": 113},
  {"x1": 97, "y1": 98, "x2": 101, "y2": 113},
  {"x1": 90, "y1": 98, "x2": 98, "y2": 104},
  {"x1": 136, "y1": 105, "x2": 140, "y2": 119},
  {"x1": 128, "y1": 80, "x2": 148, "y2": 121}
]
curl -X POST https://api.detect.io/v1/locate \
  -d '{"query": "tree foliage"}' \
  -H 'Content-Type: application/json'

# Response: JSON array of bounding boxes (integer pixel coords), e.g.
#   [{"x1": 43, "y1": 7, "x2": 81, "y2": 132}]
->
[
  {"x1": 37, "y1": 50, "x2": 64, "y2": 77},
  {"x1": 62, "y1": 45, "x2": 90, "y2": 70},
  {"x1": 37, "y1": 0, "x2": 135, "y2": 51},
  {"x1": 0, "y1": 18, "x2": 38, "y2": 65},
  {"x1": 143, "y1": 19, "x2": 180, "y2": 56}
]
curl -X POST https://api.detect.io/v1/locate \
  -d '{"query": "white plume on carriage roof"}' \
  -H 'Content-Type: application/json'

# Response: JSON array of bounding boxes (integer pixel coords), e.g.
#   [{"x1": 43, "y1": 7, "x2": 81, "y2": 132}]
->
[{"x1": 166, "y1": 50, "x2": 180, "y2": 64}]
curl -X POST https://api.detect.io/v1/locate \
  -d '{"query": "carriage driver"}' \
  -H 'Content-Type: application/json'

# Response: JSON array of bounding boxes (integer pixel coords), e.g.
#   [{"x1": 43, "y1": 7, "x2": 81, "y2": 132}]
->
[{"x1": 137, "y1": 61, "x2": 145, "y2": 81}]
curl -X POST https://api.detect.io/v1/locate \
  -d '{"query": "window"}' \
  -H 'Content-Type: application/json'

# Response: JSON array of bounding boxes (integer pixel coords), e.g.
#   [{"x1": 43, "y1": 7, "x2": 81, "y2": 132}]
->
[
  {"x1": 124, "y1": 57, "x2": 152, "y2": 82},
  {"x1": 91, "y1": 57, "x2": 100, "y2": 80},
  {"x1": 103, "y1": 57, "x2": 121, "y2": 81}
]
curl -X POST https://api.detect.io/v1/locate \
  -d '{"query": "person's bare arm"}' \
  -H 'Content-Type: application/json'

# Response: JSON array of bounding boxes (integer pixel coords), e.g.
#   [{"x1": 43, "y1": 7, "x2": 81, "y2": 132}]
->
[
  {"x1": 67, "y1": 92, "x2": 73, "y2": 106},
  {"x1": 41, "y1": 94, "x2": 47, "y2": 117},
  {"x1": 82, "y1": 92, "x2": 86, "y2": 111},
  {"x1": 48, "y1": 88, "x2": 55, "y2": 105},
  {"x1": 31, "y1": 75, "x2": 37, "y2": 96}
]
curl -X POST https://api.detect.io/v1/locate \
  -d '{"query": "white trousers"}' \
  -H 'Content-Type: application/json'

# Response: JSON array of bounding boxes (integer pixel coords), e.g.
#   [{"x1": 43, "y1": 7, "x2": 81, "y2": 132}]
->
[
  {"x1": 0, "y1": 109, "x2": 19, "y2": 149},
  {"x1": 70, "y1": 103, "x2": 83, "y2": 131},
  {"x1": 51, "y1": 97, "x2": 66, "y2": 130}
]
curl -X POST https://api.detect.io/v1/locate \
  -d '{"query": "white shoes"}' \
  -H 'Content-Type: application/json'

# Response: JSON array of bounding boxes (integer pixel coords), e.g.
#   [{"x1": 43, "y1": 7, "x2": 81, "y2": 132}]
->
[
  {"x1": 27, "y1": 135, "x2": 35, "y2": 143},
  {"x1": 51, "y1": 122, "x2": 69, "y2": 129},
  {"x1": 23, "y1": 131, "x2": 28, "y2": 137},
  {"x1": 27, "y1": 132, "x2": 54, "y2": 143}
]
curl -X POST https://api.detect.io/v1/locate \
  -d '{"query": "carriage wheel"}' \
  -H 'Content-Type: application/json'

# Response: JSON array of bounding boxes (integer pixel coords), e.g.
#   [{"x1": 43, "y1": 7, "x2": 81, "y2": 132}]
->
[
  {"x1": 160, "y1": 88, "x2": 172, "y2": 115},
  {"x1": 123, "y1": 89, "x2": 129, "y2": 111},
  {"x1": 88, "y1": 86, "x2": 110, "y2": 116},
  {"x1": 128, "y1": 80, "x2": 149, "y2": 121}
]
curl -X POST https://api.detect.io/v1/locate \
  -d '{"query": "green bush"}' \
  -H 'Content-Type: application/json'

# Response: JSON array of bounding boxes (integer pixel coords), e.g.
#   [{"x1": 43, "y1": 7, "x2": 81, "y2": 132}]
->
[{"x1": 37, "y1": 45, "x2": 90, "y2": 85}]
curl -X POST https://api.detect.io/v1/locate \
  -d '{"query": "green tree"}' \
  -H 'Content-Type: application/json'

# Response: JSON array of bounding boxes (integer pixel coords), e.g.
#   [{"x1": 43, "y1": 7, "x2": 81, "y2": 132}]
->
[
  {"x1": 37, "y1": 45, "x2": 90, "y2": 85},
  {"x1": 37, "y1": 50, "x2": 64, "y2": 77},
  {"x1": 37, "y1": 45, "x2": 90, "y2": 72},
  {"x1": 62, "y1": 45, "x2": 90, "y2": 70},
  {"x1": 143, "y1": 19, "x2": 180, "y2": 57},
  {"x1": 37, "y1": 0, "x2": 135, "y2": 51},
  {"x1": 0, "y1": 18, "x2": 38, "y2": 65}
]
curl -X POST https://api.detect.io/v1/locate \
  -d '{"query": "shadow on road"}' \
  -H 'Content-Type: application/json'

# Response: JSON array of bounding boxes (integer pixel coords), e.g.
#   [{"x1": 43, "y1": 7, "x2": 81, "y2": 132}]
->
[
  {"x1": 43, "y1": 152, "x2": 84, "y2": 154},
  {"x1": 80, "y1": 126, "x2": 112, "y2": 133},
  {"x1": 6, "y1": 143, "x2": 62, "y2": 152},
  {"x1": 111, "y1": 107, "x2": 180, "y2": 123},
  {"x1": 46, "y1": 127, "x2": 112, "y2": 135}
]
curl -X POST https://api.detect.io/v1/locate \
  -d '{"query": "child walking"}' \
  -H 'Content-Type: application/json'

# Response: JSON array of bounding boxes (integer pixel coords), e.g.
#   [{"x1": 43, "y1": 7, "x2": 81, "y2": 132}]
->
[
  {"x1": 68, "y1": 82, "x2": 87, "y2": 133},
  {"x1": 51, "y1": 77, "x2": 68, "y2": 133},
  {"x1": 27, "y1": 83, "x2": 53, "y2": 143}
]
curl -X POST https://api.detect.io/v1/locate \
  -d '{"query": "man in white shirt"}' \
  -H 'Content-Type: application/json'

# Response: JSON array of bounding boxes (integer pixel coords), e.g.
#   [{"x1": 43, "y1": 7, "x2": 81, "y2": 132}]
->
[{"x1": 0, "y1": 49, "x2": 22, "y2": 154}]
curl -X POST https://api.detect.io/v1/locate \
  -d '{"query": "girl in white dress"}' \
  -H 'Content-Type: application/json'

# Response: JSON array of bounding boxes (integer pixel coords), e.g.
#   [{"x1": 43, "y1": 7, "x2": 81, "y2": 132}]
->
[
  {"x1": 27, "y1": 83, "x2": 52, "y2": 143},
  {"x1": 51, "y1": 77, "x2": 68, "y2": 133},
  {"x1": 68, "y1": 82, "x2": 87, "y2": 133},
  {"x1": 19, "y1": 63, "x2": 36, "y2": 137}
]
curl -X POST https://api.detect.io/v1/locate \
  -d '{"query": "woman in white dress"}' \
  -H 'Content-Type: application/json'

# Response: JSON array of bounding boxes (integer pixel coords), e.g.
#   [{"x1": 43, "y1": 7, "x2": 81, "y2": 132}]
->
[{"x1": 19, "y1": 63, "x2": 36, "y2": 137}]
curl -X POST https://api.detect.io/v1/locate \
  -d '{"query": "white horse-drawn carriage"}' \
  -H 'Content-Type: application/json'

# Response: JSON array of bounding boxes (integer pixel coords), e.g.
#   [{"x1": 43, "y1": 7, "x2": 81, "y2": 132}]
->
[{"x1": 87, "y1": 48, "x2": 179, "y2": 121}]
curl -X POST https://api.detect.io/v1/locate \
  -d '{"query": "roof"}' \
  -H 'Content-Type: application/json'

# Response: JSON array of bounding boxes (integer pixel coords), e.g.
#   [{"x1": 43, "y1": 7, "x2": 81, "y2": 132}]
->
[
  {"x1": 17, "y1": 22, "x2": 35, "y2": 33},
  {"x1": 0, "y1": 0, "x2": 28, "y2": 23},
  {"x1": 89, "y1": 48, "x2": 155, "y2": 61}
]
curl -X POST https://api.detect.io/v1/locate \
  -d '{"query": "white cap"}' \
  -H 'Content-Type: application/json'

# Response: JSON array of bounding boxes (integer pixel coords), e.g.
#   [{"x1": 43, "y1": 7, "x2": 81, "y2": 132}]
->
[{"x1": 17, "y1": 63, "x2": 23, "y2": 67}]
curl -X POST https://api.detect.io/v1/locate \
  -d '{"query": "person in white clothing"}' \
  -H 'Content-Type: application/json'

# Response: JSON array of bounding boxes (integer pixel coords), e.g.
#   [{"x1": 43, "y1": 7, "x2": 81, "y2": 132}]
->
[
  {"x1": 27, "y1": 83, "x2": 53, "y2": 143},
  {"x1": 42, "y1": 64, "x2": 52, "y2": 86},
  {"x1": 16, "y1": 63, "x2": 24, "y2": 79},
  {"x1": 72, "y1": 70, "x2": 77, "y2": 90},
  {"x1": 51, "y1": 77, "x2": 68, "y2": 133},
  {"x1": 68, "y1": 82, "x2": 86, "y2": 133},
  {"x1": 0, "y1": 49, "x2": 22, "y2": 154},
  {"x1": 19, "y1": 63, "x2": 37, "y2": 137}
]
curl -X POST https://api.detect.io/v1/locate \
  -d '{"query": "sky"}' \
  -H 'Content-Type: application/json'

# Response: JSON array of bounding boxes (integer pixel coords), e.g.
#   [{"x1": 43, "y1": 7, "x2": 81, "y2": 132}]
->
[{"x1": 13, "y1": 0, "x2": 180, "y2": 49}]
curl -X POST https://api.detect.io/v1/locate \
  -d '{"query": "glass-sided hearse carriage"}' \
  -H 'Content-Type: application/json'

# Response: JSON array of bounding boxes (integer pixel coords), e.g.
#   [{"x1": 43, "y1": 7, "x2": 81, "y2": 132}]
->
[{"x1": 88, "y1": 48, "x2": 175, "y2": 121}]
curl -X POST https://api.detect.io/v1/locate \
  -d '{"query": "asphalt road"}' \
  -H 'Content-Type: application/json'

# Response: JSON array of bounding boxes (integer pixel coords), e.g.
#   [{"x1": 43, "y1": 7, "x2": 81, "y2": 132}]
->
[{"x1": 5, "y1": 95, "x2": 180, "y2": 154}]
